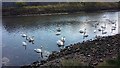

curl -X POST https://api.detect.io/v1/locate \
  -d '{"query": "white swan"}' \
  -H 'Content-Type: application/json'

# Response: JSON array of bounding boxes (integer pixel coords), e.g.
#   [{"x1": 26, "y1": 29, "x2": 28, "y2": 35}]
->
[
  {"x1": 22, "y1": 41, "x2": 27, "y2": 46},
  {"x1": 61, "y1": 36, "x2": 65, "y2": 42},
  {"x1": 83, "y1": 34, "x2": 88, "y2": 38},
  {"x1": 56, "y1": 32, "x2": 61, "y2": 35},
  {"x1": 101, "y1": 25, "x2": 106, "y2": 29},
  {"x1": 111, "y1": 20, "x2": 116, "y2": 24},
  {"x1": 80, "y1": 28, "x2": 86, "y2": 34},
  {"x1": 34, "y1": 46, "x2": 42, "y2": 53},
  {"x1": 98, "y1": 28, "x2": 101, "y2": 31},
  {"x1": 34, "y1": 46, "x2": 43, "y2": 58},
  {"x1": 79, "y1": 29, "x2": 84, "y2": 33},
  {"x1": 111, "y1": 23, "x2": 116, "y2": 31},
  {"x1": 21, "y1": 32, "x2": 27, "y2": 37},
  {"x1": 102, "y1": 15, "x2": 107, "y2": 18},
  {"x1": 102, "y1": 31, "x2": 107, "y2": 34},
  {"x1": 28, "y1": 36, "x2": 34, "y2": 44},
  {"x1": 57, "y1": 27, "x2": 61, "y2": 32},
  {"x1": 98, "y1": 28, "x2": 104, "y2": 32},
  {"x1": 111, "y1": 26, "x2": 116, "y2": 30},
  {"x1": 94, "y1": 30, "x2": 97, "y2": 33},
  {"x1": 57, "y1": 40, "x2": 64, "y2": 46}
]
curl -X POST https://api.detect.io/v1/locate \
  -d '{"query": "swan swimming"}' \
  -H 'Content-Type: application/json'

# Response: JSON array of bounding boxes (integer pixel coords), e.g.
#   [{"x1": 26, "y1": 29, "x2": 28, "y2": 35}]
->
[
  {"x1": 103, "y1": 15, "x2": 107, "y2": 18},
  {"x1": 111, "y1": 20, "x2": 116, "y2": 24},
  {"x1": 34, "y1": 46, "x2": 43, "y2": 58},
  {"x1": 111, "y1": 27, "x2": 116, "y2": 30},
  {"x1": 102, "y1": 31, "x2": 107, "y2": 34},
  {"x1": 101, "y1": 25, "x2": 106, "y2": 29},
  {"x1": 57, "y1": 40, "x2": 64, "y2": 46},
  {"x1": 34, "y1": 46, "x2": 42, "y2": 53},
  {"x1": 28, "y1": 36, "x2": 34, "y2": 44},
  {"x1": 56, "y1": 32, "x2": 61, "y2": 35},
  {"x1": 22, "y1": 41, "x2": 27, "y2": 46},
  {"x1": 79, "y1": 30, "x2": 84, "y2": 33},
  {"x1": 94, "y1": 30, "x2": 97, "y2": 33},
  {"x1": 83, "y1": 34, "x2": 88, "y2": 38},
  {"x1": 79, "y1": 28, "x2": 86, "y2": 34},
  {"x1": 21, "y1": 32, "x2": 27, "y2": 37},
  {"x1": 57, "y1": 27, "x2": 61, "y2": 32}
]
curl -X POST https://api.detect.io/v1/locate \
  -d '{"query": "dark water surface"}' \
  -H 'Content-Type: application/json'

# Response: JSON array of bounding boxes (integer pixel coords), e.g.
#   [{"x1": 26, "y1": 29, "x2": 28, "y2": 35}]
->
[{"x1": 2, "y1": 11, "x2": 119, "y2": 66}]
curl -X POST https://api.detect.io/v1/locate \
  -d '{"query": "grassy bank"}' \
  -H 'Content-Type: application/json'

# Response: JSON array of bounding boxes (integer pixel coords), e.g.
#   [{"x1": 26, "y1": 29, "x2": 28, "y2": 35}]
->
[{"x1": 2, "y1": 2, "x2": 119, "y2": 16}]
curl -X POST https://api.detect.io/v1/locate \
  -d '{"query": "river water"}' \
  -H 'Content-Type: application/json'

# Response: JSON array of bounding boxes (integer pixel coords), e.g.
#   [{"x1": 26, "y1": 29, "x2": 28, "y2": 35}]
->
[{"x1": 2, "y1": 11, "x2": 119, "y2": 66}]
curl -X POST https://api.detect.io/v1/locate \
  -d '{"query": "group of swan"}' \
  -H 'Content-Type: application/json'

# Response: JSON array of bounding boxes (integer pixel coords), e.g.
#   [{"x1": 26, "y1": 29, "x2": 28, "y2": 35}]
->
[
  {"x1": 21, "y1": 32, "x2": 35, "y2": 44},
  {"x1": 106, "y1": 19, "x2": 117, "y2": 32},
  {"x1": 21, "y1": 18, "x2": 117, "y2": 59},
  {"x1": 111, "y1": 23, "x2": 117, "y2": 33},
  {"x1": 21, "y1": 32, "x2": 50, "y2": 59},
  {"x1": 79, "y1": 18, "x2": 117, "y2": 38},
  {"x1": 94, "y1": 21, "x2": 109, "y2": 35},
  {"x1": 98, "y1": 19, "x2": 117, "y2": 34}
]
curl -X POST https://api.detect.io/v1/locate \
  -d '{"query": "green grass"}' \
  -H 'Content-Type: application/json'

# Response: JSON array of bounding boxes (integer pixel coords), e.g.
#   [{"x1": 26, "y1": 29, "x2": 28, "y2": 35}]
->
[
  {"x1": 2, "y1": 2, "x2": 119, "y2": 16},
  {"x1": 61, "y1": 59, "x2": 83, "y2": 66},
  {"x1": 97, "y1": 55, "x2": 120, "y2": 68}
]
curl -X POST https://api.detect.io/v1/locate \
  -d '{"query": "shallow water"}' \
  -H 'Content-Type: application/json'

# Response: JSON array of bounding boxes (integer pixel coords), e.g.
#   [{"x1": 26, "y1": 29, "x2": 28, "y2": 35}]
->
[{"x1": 2, "y1": 11, "x2": 119, "y2": 66}]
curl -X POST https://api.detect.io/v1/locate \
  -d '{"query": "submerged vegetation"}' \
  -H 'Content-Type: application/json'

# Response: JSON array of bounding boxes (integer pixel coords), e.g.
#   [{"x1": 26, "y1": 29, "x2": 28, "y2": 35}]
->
[{"x1": 2, "y1": 2, "x2": 120, "y2": 16}]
